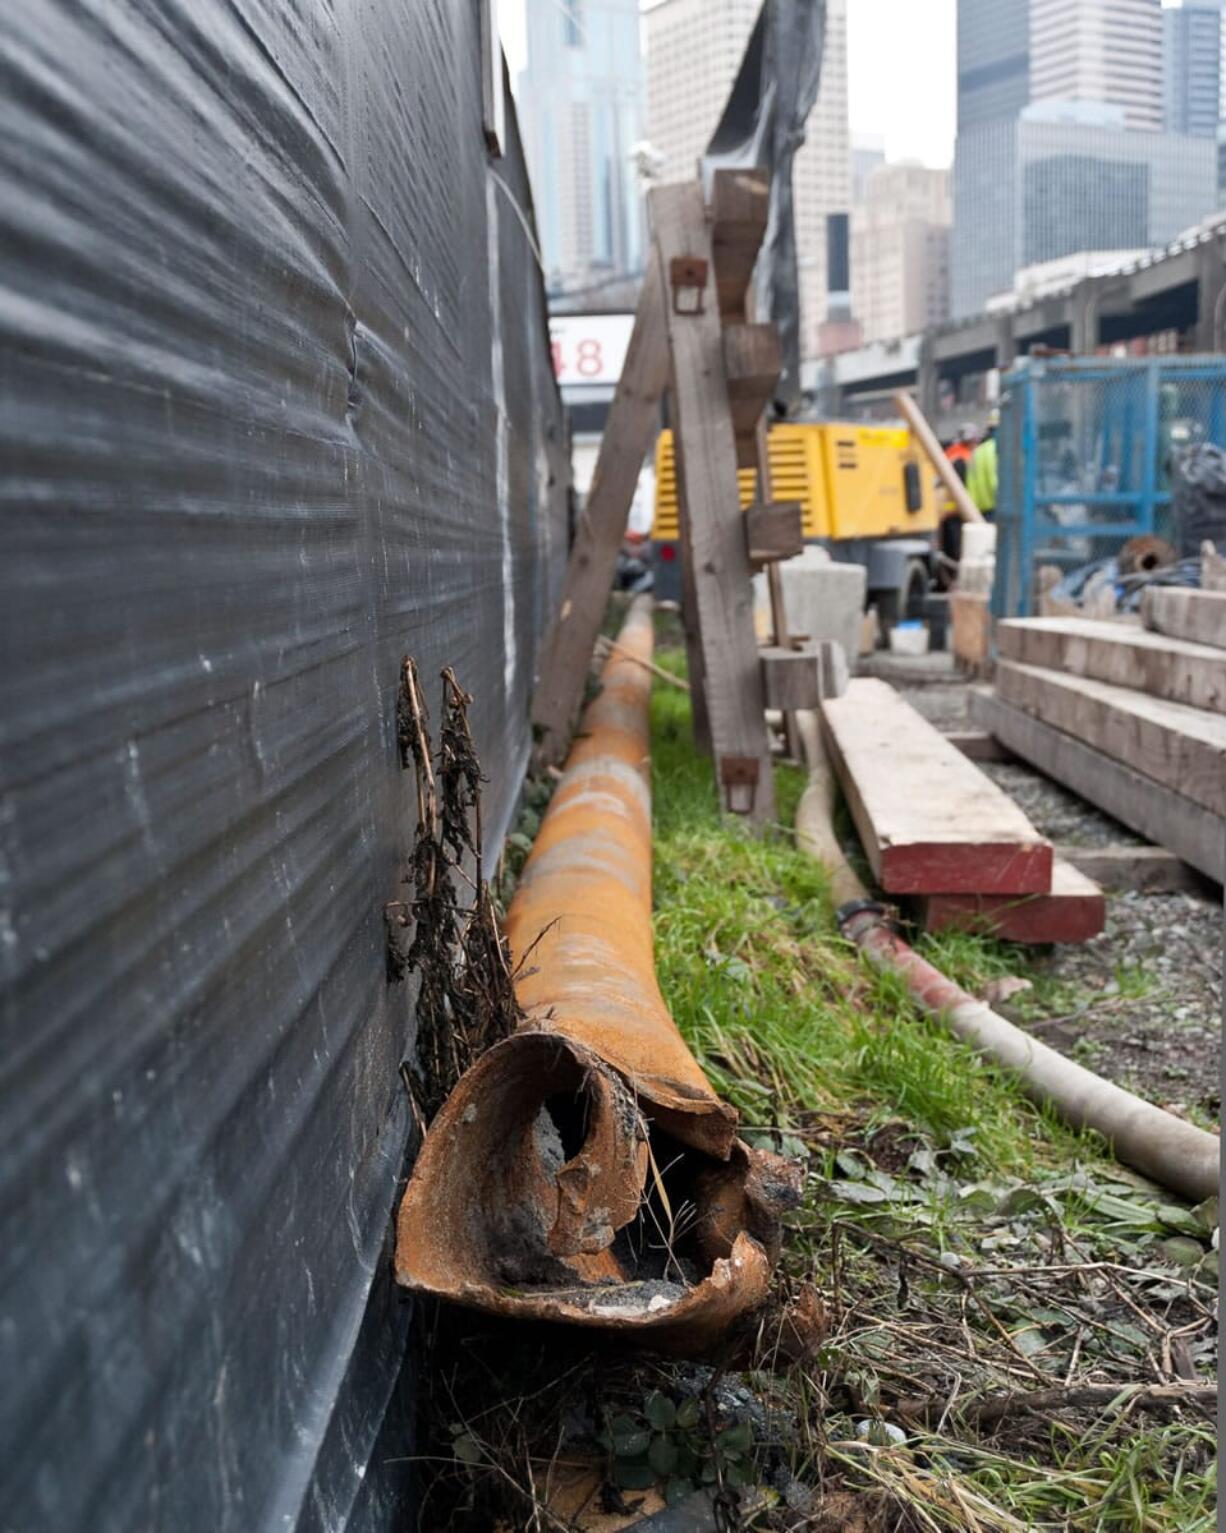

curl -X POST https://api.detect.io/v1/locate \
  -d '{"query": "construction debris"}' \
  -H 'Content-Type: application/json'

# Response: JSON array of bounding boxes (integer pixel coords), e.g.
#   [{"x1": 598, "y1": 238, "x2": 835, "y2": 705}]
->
[{"x1": 395, "y1": 597, "x2": 800, "y2": 1350}]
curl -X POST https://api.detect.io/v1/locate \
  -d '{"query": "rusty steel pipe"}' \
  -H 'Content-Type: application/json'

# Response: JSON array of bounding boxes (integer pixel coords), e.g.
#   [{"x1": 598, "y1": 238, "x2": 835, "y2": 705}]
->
[
  {"x1": 395, "y1": 596, "x2": 797, "y2": 1348},
  {"x1": 840, "y1": 903, "x2": 1220, "y2": 1204}
]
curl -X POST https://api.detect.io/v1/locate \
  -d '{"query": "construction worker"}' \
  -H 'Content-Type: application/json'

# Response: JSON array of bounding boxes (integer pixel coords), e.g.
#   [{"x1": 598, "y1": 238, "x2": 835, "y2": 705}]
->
[
  {"x1": 967, "y1": 408, "x2": 999, "y2": 517},
  {"x1": 939, "y1": 426, "x2": 976, "y2": 569}
]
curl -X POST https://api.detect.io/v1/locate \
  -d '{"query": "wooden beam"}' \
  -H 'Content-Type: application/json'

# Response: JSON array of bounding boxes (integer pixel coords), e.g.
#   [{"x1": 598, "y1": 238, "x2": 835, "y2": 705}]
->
[
  {"x1": 652, "y1": 181, "x2": 775, "y2": 824},
  {"x1": 919, "y1": 859, "x2": 1105, "y2": 945},
  {"x1": 893, "y1": 390, "x2": 983, "y2": 525},
  {"x1": 722, "y1": 323, "x2": 780, "y2": 464},
  {"x1": 951, "y1": 591, "x2": 991, "y2": 673},
  {"x1": 760, "y1": 646, "x2": 821, "y2": 711},
  {"x1": 530, "y1": 265, "x2": 670, "y2": 764},
  {"x1": 821, "y1": 679, "x2": 1053, "y2": 895},
  {"x1": 996, "y1": 660, "x2": 1226, "y2": 816},
  {"x1": 1142, "y1": 586, "x2": 1226, "y2": 652},
  {"x1": 745, "y1": 500, "x2": 804, "y2": 565},
  {"x1": 971, "y1": 688, "x2": 1226, "y2": 885},
  {"x1": 996, "y1": 616, "x2": 1226, "y2": 717},
  {"x1": 709, "y1": 168, "x2": 770, "y2": 320},
  {"x1": 1056, "y1": 844, "x2": 1205, "y2": 895}
]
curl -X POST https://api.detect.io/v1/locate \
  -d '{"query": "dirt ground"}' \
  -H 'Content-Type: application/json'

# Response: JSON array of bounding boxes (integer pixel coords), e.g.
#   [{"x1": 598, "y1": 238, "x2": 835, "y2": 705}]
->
[{"x1": 873, "y1": 655, "x2": 1223, "y2": 1119}]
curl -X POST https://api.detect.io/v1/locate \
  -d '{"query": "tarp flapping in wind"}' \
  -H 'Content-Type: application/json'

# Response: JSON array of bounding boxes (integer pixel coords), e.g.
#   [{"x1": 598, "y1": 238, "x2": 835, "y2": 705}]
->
[{"x1": 704, "y1": 0, "x2": 827, "y2": 407}]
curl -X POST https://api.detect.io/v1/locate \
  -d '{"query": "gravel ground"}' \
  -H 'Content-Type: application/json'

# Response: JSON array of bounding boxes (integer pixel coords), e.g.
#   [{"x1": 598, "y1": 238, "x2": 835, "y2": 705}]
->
[{"x1": 875, "y1": 658, "x2": 1223, "y2": 1116}]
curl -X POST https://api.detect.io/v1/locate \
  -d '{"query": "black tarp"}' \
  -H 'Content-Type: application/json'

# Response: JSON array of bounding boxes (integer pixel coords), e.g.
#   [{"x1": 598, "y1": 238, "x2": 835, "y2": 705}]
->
[
  {"x1": 703, "y1": 0, "x2": 827, "y2": 408},
  {"x1": 0, "y1": 4, "x2": 568, "y2": 1529}
]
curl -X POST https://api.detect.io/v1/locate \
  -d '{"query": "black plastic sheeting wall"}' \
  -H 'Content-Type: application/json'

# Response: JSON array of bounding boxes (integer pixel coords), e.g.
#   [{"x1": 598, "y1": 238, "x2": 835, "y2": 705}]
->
[{"x1": 0, "y1": 4, "x2": 568, "y2": 1529}]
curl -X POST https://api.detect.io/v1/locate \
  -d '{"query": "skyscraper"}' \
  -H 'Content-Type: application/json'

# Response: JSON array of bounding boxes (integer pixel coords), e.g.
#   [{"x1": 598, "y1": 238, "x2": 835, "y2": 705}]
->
[
  {"x1": 957, "y1": 0, "x2": 1031, "y2": 131},
  {"x1": 952, "y1": 0, "x2": 1216, "y2": 314},
  {"x1": 518, "y1": 0, "x2": 645, "y2": 294},
  {"x1": 1030, "y1": 0, "x2": 1163, "y2": 129},
  {"x1": 1164, "y1": 1, "x2": 1225, "y2": 139},
  {"x1": 851, "y1": 164, "x2": 951, "y2": 343},
  {"x1": 643, "y1": 0, "x2": 851, "y2": 360}
]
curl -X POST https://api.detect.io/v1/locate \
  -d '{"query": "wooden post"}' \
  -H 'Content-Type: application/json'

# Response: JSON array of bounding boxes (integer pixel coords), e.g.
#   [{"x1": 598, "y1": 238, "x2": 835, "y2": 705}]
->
[
  {"x1": 530, "y1": 264, "x2": 671, "y2": 764},
  {"x1": 652, "y1": 181, "x2": 775, "y2": 825},
  {"x1": 893, "y1": 390, "x2": 984, "y2": 525}
]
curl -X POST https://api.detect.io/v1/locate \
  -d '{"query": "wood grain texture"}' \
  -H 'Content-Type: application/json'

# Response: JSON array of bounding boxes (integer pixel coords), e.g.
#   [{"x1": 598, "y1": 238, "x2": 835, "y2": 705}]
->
[
  {"x1": 920, "y1": 858, "x2": 1105, "y2": 944},
  {"x1": 995, "y1": 660, "x2": 1226, "y2": 815},
  {"x1": 996, "y1": 616, "x2": 1226, "y2": 716},
  {"x1": 745, "y1": 500, "x2": 804, "y2": 564},
  {"x1": 1055, "y1": 844, "x2": 1205, "y2": 894},
  {"x1": 971, "y1": 688, "x2": 1226, "y2": 884},
  {"x1": 709, "y1": 168, "x2": 770, "y2": 320},
  {"x1": 760, "y1": 646, "x2": 821, "y2": 711},
  {"x1": 530, "y1": 265, "x2": 670, "y2": 763},
  {"x1": 821, "y1": 678, "x2": 1052, "y2": 895},
  {"x1": 653, "y1": 181, "x2": 775, "y2": 823},
  {"x1": 1142, "y1": 586, "x2": 1226, "y2": 652},
  {"x1": 723, "y1": 323, "x2": 780, "y2": 463}
]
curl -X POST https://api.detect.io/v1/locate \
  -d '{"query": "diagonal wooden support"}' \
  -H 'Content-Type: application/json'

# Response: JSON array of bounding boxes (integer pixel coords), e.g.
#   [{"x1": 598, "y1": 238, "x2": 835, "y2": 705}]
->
[
  {"x1": 651, "y1": 181, "x2": 775, "y2": 825},
  {"x1": 530, "y1": 264, "x2": 670, "y2": 765}
]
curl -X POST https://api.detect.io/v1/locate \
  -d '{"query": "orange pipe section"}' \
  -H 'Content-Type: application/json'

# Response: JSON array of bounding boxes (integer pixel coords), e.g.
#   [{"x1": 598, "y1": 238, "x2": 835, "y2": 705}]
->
[
  {"x1": 507, "y1": 594, "x2": 736, "y2": 1157},
  {"x1": 394, "y1": 596, "x2": 795, "y2": 1346}
]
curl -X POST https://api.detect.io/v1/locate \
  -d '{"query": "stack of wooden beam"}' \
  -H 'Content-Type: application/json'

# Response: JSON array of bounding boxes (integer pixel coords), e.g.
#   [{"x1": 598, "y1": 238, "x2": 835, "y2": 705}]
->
[
  {"x1": 822, "y1": 679, "x2": 1106, "y2": 943},
  {"x1": 973, "y1": 598, "x2": 1226, "y2": 886}
]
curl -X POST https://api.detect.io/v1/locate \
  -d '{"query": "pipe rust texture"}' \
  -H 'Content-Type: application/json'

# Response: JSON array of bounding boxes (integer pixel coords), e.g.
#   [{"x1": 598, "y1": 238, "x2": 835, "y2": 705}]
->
[{"x1": 396, "y1": 596, "x2": 799, "y2": 1349}]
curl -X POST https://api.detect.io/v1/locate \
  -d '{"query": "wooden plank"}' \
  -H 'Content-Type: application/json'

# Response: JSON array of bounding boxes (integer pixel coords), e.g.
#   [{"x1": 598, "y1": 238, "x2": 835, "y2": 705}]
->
[
  {"x1": 760, "y1": 646, "x2": 821, "y2": 711},
  {"x1": 723, "y1": 323, "x2": 780, "y2": 464},
  {"x1": 709, "y1": 168, "x2": 770, "y2": 320},
  {"x1": 893, "y1": 390, "x2": 983, "y2": 524},
  {"x1": 996, "y1": 616, "x2": 1226, "y2": 716},
  {"x1": 745, "y1": 500, "x2": 804, "y2": 565},
  {"x1": 920, "y1": 859, "x2": 1105, "y2": 945},
  {"x1": 951, "y1": 591, "x2": 991, "y2": 673},
  {"x1": 943, "y1": 729, "x2": 1013, "y2": 763},
  {"x1": 996, "y1": 660, "x2": 1226, "y2": 816},
  {"x1": 530, "y1": 265, "x2": 670, "y2": 764},
  {"x1": 1056, "y1": 844, "x2": 1205, "y2": 895},
  {"x1": 821, "y1": 678, "x2": 1053, "y2": 895},
  {"x1": 970, "y1": 688, "x2": 1226, "y2": 885},
  {"x1": 1142, "y1": 586, "x2": 1226, "y2": 651},
  {"x1": 652, "y1": 181, "x2": 775, "y2": 824}
]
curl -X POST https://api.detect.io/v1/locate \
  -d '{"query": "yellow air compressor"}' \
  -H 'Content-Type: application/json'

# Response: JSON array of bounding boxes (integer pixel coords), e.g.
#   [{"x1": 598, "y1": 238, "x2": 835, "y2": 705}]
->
[{"x1": 651, "y1": 421, "x2": 943, "y2": 629}]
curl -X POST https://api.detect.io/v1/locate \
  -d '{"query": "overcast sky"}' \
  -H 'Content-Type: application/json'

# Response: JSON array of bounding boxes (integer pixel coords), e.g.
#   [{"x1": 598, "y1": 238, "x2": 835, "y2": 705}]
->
[{"x1": 500, "y1": 0, "x2": 959, "y2": 168}]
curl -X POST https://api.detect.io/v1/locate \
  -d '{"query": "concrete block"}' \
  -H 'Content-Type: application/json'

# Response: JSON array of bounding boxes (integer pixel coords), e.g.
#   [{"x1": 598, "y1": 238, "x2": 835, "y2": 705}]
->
[{"x1": 756, "y1": 547, "x2": 866, "y2": 670}]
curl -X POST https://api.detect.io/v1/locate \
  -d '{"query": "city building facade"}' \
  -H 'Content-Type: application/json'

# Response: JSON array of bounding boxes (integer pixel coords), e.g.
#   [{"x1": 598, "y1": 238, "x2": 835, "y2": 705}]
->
[
  {"x1": 953, "y1": 107, "x2": 1217, "y2": 313},
  {"x1": 1163, "y1": 1, "x2": 1225, "y2": 139},
  {"x1": 643, "y1": 0, "x2": 851, "y2": 359},
  {"x1": 952, "y1": 0, "x2": 1217, "y2": 315},
  {"x1": 518, "y1": 0, "x2": 645, "y2": 294},
  {"x1": 851, "y1": 164, "x2": 951, "y2": 343},
  {"x1": 1030, "y1": 0, "x2": 1163, "y2": 129}
]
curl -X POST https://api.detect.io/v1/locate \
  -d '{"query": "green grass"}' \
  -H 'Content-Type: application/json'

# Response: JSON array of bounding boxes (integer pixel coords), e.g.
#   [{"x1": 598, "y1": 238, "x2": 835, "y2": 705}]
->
[
  {"x1": 651, "y1": 647, "x2": 1076, "y2": 1171},
  {"x1": 647, "y1": 644, "x2": 1217, "y2": 1532}
]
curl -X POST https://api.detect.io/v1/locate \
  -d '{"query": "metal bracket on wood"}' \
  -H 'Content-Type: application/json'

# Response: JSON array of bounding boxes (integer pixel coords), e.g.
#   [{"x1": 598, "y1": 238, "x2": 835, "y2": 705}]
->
[
  {"x1": 669, "y1": 256, "x2": 708, "y2": 315},
  {"x1": 719, "y1": 754, "x2": 760, "y2": 815}
]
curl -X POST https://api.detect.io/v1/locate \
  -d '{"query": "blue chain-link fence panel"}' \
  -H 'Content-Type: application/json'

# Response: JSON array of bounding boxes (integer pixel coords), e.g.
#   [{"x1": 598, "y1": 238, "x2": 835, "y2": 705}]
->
[{"x1": 995, "y1": 357, "x2": 1226, "y2": 616}]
